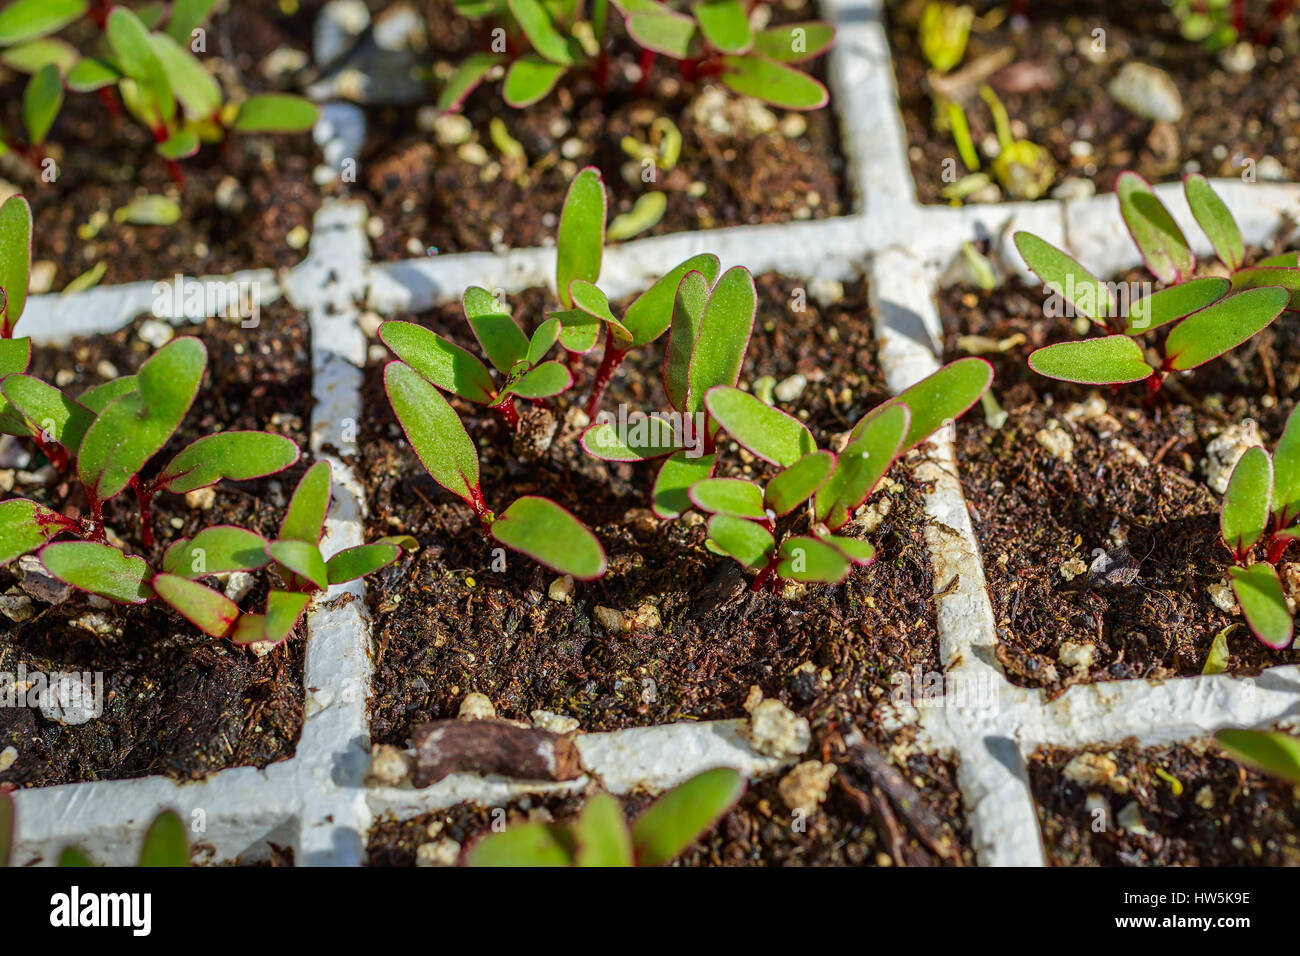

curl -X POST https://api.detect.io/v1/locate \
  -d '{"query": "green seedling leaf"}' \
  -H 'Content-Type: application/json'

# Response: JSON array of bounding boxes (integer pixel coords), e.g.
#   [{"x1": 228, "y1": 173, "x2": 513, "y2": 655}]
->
[
  {"x1": 78, "y1": 375, "x2": 137, "y2": 413},
  {"x1": 622, "y1": 253, "x2": 720, "y2": 347},
  {"x1": 490, "y1": 496, "x2": 606, "y2": 579},
  {"x1": 165, "y1": 0, "x2": 217, "y2": 43},
  {"x1": 40, "y1": 540, "x2": 152, "y2": 604},
  {"x1": 663, "y1": 270, "x2": 711, "y2": 412},
  {"x1": 507, "y1": 361, "x2": 572, "y2": 399},
  {"x1": 1272, "y1": 406, "x2": 1300, "y2": 526},
  {"x1": 627, "y1": 9, "x2": 696, "y2": 57},
  {"x1": 1123, "y1": 276, "x2": 1229, "y2": 334},
  {"x1": 688, "y1": 477, "x2": 765, "y2": 519},
  {"x1": 1215, "y1": 728, "x2": 1300, "y2": 785},
  {"x1": 878, "y1": 356, "x2": 993, "y2": 451},
  {"x1": 507, "y1": 0, "x2": 573, "y2": 64},
  {"x1": 1028, "y1": 336, "x2": 1153, "y2": 385},
  {"x1": 267, "y1": 538, "x2": 328, "y2": 590},
  {"x1": 153, "y1": 573, "x2": 238, "y2": 638},
  {"x1": 1184, "y1": 173, "x2": 1243, "y2": 270},
  {"x1": 823, "y1": 534, "x2": 875, "y2": 565},
  {"x1": 436, "y1": 52, "x2": 502, "y2": 112},
  {"x1": 0, "y1": 789, "x2": 10, "y2": 867},
  {"x1": 651, "y1": 450, "x2": 716, "y2": 519},
  {"x1": 66, "y1": 56, "x2": 120, "y2": 91},
  {"x1": 705, "y1": 513, "x2": 773, "y2": 569},
  {"x1": 606, "y1": 191, "x2": 667, "y2": 242},
  {"x1": 1229, "y1": 266, "x2": 1300, "y2": 310},
  {"x1": 63, "y1": 261, "x2": 107, "y2": 293},
  {"x1": 230, "y1": 590, "x2": 310, "y2": 645},
  {"x1": 777, "y1": 534, "x2": 851, "y2": 583},
  {"x1": 1116, "y1": 170, "x2": 1194, "y2": 284},
  {"x1": 569, "y1": 280, "x2": 632, "y2": 348},
  {"x1": 684, "y1": 267, "x2": 756, "y2": 415},
  {"x1": 2, "y1": 38, "x2": 77, "y2": 74},
  {"x1": 21, "y1": 63, "x2": 62, "y2": 146},
  {"x1": 1013, "y1": 232, "x2": 1115, "y2": 324},
  {"x1": 1221, "y1": 445, "x2": 1271, "y2": 558},
  {"x1": 556, "y1": 167, "x2": 605, "y2": 309},
  {"x1": 1253, "y1": 251, "x2": 1300, "y2": 270},
  {"x1": 138, "y1": 810, "x2": 189, "y2": 866},
  {"x1": 155, "y1": 431, "x2": 301, "y2": 494},
  {"x1": 232, "y1": 94, "x2": 319, "y2": 133},
  {"x1": 464, "y1": 822, "x2": 574, "y2": 866},
  {"x1": 1203, "y1": 625, "x2": 1232, "y2": 675},
  {"x1": 379, "y1": 320, "x2": 496, "y2": 404},
  {"x1": 0, "y1": 194, "x2": 32, "y2": 335},
  {"x1": 705, "y1": 385, "x2": 815, "y2": 466},
  {"x1": 720, "y1": 55, "x2": 828, "y2": 110},
  {"x1": 527, "y1": 317, "x2": 561, "y2": 364},
  {"x1": 157, "y1": 129, "x2": 199, "y2": 160},
  {"x1": 0, "y1": 0, "x2": 87, "y2": 45},
  {"x1": 692, "y1": 0, "x2": 751, "y2": 53},
  {"x1": 765, "y1": 450, "x2": 834, "y2": 516},
  {"x1": 573, "y1": 792, "x2": 634, "y2": 867},
  {"x1": 581, "y1": 413, "x2": 681, "y2": 461},
  {"x1": 0, "y1": 336, "x2": 29, "y2": 374},
  {"x1": 386, "y1": 362, "x2": 483, "y2": 510},
  {"x1": 58, "y1": 846, "x2": 95, "y2": 867},
  {"x1": 0, "y1": 373, "x2": 95, "y2": 450},
  {"x1": 161, "y1": 526, "x2": 269, "y2": 578},
  {"x1": 1164, "y1": 286, "x2": 1287, "y2": 371},
  {"x1": 325, "y1": 543, "x2": 402, "y2": 585},
  {"x1": 0, "y1": 498, "x2": 75, "y2": 565},
  {"x1": 114, "y1": 195, "x2": 182, "y2": 226},
  {"x1": 753, "y1": 21, "x2": 834, "y2": 62},
  {"x1": 553, "y1": 308, "x2": 601, "y2": 354},
  {"x1": 816, "y1": 403, "x2": 908, "y2": 531},
  {"x1": 503, "y1": 54, "x2": 566, "y2": 107},
  {"x1": 631, "y1": 768, "x2": 744, "y2": 866},
  {"x1": 279, "y1": 460, "x2": 331, "y2": 544},
  {"x1": 464, "y1": 286, "x2": 529, "y2": 374},
  {"x1": 1229, "y1": 563, "x2": 1293, "y2": 650},
  {"x1": 106, "y1": 7, "x2": 174, "y2": 127},
  {"x1": 150, "y1": 32, "x2": 220, "y2": 121},
  {"x1": 77, "y1": 337, "x2": 206, "y2": 504}
]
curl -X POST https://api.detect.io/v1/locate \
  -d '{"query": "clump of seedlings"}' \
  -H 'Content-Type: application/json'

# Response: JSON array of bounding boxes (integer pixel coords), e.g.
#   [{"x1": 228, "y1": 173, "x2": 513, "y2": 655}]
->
[
  {"x1": 439, "y1": 0, "x2": 833, "y2": 110},
  {"x1": 1170, "y1": 0, "x2": 1296, "y2": 50},
  {"x1": 0, "y1": 1, "x2": 318, "y2": 184},
  {"x1": 0, "y1": 195, "x2": 405, "y2": 644},
  {"x1": 1217, "y1": 406, "x2": 1300, "y2": 650},
  {"x1": 462, "y1": 767, "x2": 744, "y2": 866},
  {"x1": 1016, "y1": 173, "x2": 1299, "y2": 397},
  {"x1": 0, "y1": 791, "x2": 188, "y2": 866},
  {"x1": 695, "y1": 359, "x2": 992, "y2": 589}
]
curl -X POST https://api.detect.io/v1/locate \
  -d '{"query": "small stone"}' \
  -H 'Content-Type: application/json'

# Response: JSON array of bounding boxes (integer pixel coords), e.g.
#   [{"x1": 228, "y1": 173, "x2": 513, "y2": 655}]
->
[
  {"x1": 17, "y1": 554, "x2": 71, "y2": 604},
  {"x1": 851, "y1": 496, "x2": 892, "y2": 534},
  {"x1": 630, "y1": 601, "x2": 661, "y2": 632},
  {"x1": 185, "y1": 487, "x2": 216, "y2": 510},
  {"x1": 95, "y1": 360, "x2": 119, "y2": 380},
  {"x1": 458, "y1": 692, "x2": 496, "y2": 721},
  {"x1": 1063, "y1": 752, "x2": 1127, "y2": 793},
  {"x1": 1116, "y1": 801, "x2": 1149, "y2": 835},
  {"x1": 778, "y1": 760, "x2": 837, "y2": 815},
  {"x1": 744, "y1": 686, "x2": 810, "y2": 758},
  {"x1": 1202, "y1": 420, "x2": 1264, "y2": 494},
  {"x1": 73, "y1": 612, "x2": 118, "y2": 637},
  {"x1": 1108, "y1": 62, "x2": 1184, "y2": 123},
  {"x1": 778, "y1": 113, "x2": 807, "y2": 139},
  {"x1": 548, "y1": 575, "x2": 574, "y2": 604},
  {"x1": 0, "y1": 745, "x2": 15, "y2": 772},
  {"x1": 1060, "y1": 556, "x2": 1087, "y2": 581},
  {"x1": 1063, "y1": 394, "x2": 1107, "y2": 424},
  {"x1": 138, "y1": 319, "x2": 174, "y2": 349},
  {"x1": 774, "y1": 374, "x2": 807, "y2": 403},
  {"x1": 560, "y1": 138, "x2": 585, "y2": 160},
  {"x1": 262, "y1": 46, "x2": 309, "y2": 78},
  {"x1": 214, "y1": 175, "x2": 246, "y2": 214},
  {"x1": 808, "y1": 278, "x2": 844, "y2": 305},
  {"x1": 457, "y1": 142, "x2": 489, "y2": 166},
  {"x1": 1195, "y1": 785, "x2": 1215, "y2": 810},
  {"x1": 39, "y1": 674, "x2": 99, "y2": 725},
  {"x1": 223, "y1": 571, "x2": 255, "y2": 604},
  {"x1": 1050, "y1": 177, "x2": 1096, "y2": 201},
  {"x1": 1035, "y1": 419, "x2": 1074, "y2": 462},
  {"x1": 432, "y1": 113, "x2": 472, "y2": 146},
  {"x1": 1059, "y1": 640, "x2": 1095, "y2": 677},
  {"x1": 416, "y1": 838, "x2": 461, "y2": 866},
  {"x1": 1256, "y1": 155, "x2": 1286, "y2": 182},
  {"x1": 1218, "y1": 42, "x2": 1256, "y2": 74},
  {"x1": 287, "y1": 225, "x2": 311, "y2": 250},
  {"x1": 594, "y1": 605, "x2": 629, "y2": 633},
  {"x1": 530, "y1": 709, "x2": 579, "y2": 734},
  {"x1": 1207, "y1": 581, "x2": 1239, "y2": 614},
  {"x1": 0, "y1": 592, "x2": 34, "y2": 622},
  {"x1": 28, "y1": 260, "x2": 56, "y2": 295},
  {"x1": 367, "y1": 743, "x2": 411, "y2": 786}
]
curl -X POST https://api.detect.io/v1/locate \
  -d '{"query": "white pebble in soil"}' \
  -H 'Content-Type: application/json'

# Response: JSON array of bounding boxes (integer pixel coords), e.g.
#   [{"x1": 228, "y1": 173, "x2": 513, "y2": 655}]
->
[
  {"x1": 743, "y1": 686, "x2": 810, "y2": 759},
  {"x1": 39, "y1": 675, "x2": 100, "y2": 726},
  {"x1": 1202, "y1": 420, "x2": 1263, "y2": 494},
  {"x1": 1107, "y1": 62, "x2": 1184, "y2": 123}
]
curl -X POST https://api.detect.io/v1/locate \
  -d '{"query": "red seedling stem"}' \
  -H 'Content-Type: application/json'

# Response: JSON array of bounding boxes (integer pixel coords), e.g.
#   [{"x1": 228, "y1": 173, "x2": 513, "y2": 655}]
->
[
  {"x1": 150, "y1": 125, "x2": 186, "y2": 189},
  {"x1": 584, "y1": 337, "x2": 628, "y2": 418},
  {"x1": 750, "y1": 561, "x2": 777, "y2": 592},
  {"x1": 1267, "y1": 534, "x2": 1292, "y2": 566},
  {"x1": 636, "y1": 49, "x2": 656, "y2": 96},
  {"x1": 130, "y1": 476, "x2": 156, "y2": 549},
  {"x1": 490, "y1": 395, "x2": 520, "y2": 429}
]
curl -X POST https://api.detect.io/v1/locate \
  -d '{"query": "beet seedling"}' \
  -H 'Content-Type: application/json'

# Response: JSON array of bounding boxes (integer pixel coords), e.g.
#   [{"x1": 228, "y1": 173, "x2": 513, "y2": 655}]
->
[
  {"x1": 551, "y1": 166, "x2": 724, "y2": 418},
  {"x1": 0, "y1": 2, "x2": 318, "y2": 185},
  {"x1": 463, "y1": 767, "x2": 744, "y2": 866},
  {"x1": 439, "y1": 0, "x2": 833, "y2": 111},
  {"x1": 1214, "y1": 727, "x2": 1300, "y2": 786},
  {"x1": 1017, "y1": 173, "x2": 1297, "y2": 397},
  {"x1": 1217, "y1": 406, "x2": 1300, "y2": 650},
  {"x1": 696, "y1": 358, "x2": 993, "y2": 590}
]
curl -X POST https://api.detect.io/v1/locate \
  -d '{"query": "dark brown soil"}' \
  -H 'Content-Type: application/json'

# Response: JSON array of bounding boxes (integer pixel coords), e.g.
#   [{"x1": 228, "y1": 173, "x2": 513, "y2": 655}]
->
[
  {"x1": 887, "y1": 0, "x2": 1300, "y2": 203},
  {"x1": 357, "y1": 272, "x2": 973, "y2": 865},
  {"x1": 353, "y1": 0, "x2": 847, "y2": 259},
  {"x1": 1031, "y1": 738, "x2": 1300, "y2": 865},
  {"x1": 940, "y1": 251, "x2": 1300, "y2": 693},
  {"x1": 0, "y1": 303, "x2": 314, "y2": 787},
  {"x1": 0, "y1": 2, "x2": 323, "y2": 287}
]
